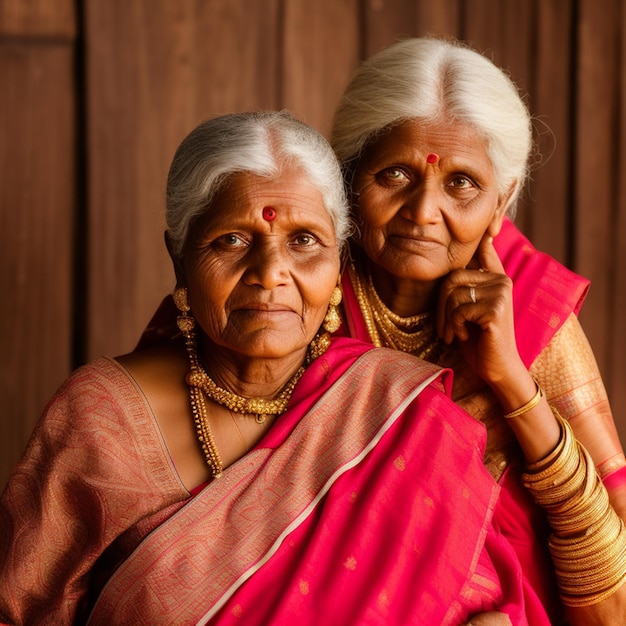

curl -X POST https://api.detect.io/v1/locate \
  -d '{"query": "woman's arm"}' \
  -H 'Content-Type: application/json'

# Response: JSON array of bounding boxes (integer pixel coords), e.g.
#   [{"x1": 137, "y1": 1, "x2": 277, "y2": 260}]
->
[
  {"x1": 438, "y1": 235, "x2": 626, "y2": 624},
  {"x1": 0, "y1": 359, "x2": 186, "y2": 624},
  {"x1": 531, "y1": 315, "x2": 626, "y2": 520}
]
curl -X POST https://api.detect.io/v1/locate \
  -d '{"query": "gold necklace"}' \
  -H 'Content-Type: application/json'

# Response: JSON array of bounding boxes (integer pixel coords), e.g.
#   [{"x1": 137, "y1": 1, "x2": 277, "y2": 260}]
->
[
  {"x1": 186, "y1": 364, "x2": 305, "y2": 425},
  {"x1": 350, "y1": 262, "x2": 444, "y2": 361},
  {"x1": 180, "y1": 312, "x2": 314, "y2": 478}
]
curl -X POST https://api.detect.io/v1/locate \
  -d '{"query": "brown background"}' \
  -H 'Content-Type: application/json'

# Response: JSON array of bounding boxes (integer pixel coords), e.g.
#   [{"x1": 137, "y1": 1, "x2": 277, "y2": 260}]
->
[{"x1": 1, "y1": 0, "x2": 625, "y2": 488}]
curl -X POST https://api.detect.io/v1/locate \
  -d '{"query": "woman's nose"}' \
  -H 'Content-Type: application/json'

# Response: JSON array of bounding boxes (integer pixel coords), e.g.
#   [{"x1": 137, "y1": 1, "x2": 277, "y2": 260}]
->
[
  {"x1": 400, "y1": 186, "x2": 441, "y2": 224},
  {"x1": 242, "y1": 241, "x2": 290, "y2": 288}
]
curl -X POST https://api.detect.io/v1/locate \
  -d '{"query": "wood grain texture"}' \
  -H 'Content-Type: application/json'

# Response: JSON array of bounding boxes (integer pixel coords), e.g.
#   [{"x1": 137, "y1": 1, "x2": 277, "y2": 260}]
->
[
  {"x1": 363, "y1": 0, "x2": 461, "y2": 54},
  {"x1": 528, "y1": 0, "x2": 574, "y2": 264},
  {"x1": 281, "y1": 0, "x2": 360, "y2": 137},
  {"x1": 2, "y1": 0, "x2": 626, "y2": 488},
  {"x1": 607, "y1": 1, "x2": 626, "y2": 427},
  {"x1": 574, "y1": 0, "x2": 621, "y2": 381},
  {"x1": 0, "y1": 0, "x2": 75, "y2": 37},
  {"x1": 0, "y1": 41, "x2": 75, "y2": 486}
]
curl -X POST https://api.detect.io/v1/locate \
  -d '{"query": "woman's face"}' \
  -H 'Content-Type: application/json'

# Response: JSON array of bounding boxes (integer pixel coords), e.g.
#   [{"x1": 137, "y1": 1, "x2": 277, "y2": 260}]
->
[
  {"x1": 181, "y1": 164, "x2": 340, "y2": 361},
  {"x1": 352, "y1": 119, "x2": 509, "y2": 282}
]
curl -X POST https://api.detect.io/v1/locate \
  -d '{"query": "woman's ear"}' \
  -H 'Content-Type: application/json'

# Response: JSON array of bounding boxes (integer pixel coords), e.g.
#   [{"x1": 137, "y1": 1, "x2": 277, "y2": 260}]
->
[
  {"x1": 488, "y1": 181, "x2": 517, "y2": 237},
  {"x1": 164, "y1": 231, "x2": 186, "y2": 286}
]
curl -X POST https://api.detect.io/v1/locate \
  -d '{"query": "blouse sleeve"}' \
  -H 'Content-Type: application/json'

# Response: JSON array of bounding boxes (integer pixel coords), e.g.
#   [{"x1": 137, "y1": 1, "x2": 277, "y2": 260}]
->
[{"x1": 530, "y1": 314, "x2": 626, "y2": 519}]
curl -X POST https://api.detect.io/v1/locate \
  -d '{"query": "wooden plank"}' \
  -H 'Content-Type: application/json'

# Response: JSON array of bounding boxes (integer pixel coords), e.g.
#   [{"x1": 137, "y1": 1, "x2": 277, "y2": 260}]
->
[
  {"x1": 528, "y1": 0, "x2": 574, "y2": 263},
  {"x1": 84, "y1": 0, "x2": 281, "y2": 360},
  {"x1": 0, "y1": 42, "x2": 75, "y2": 487},
  {"x1": 574, "y1": 0, "x2": 621, "y2": 377},
  {"x1": 0, "y1": 0, "x2": 75, "y2": 37},
  {"x1": 414, "y1": 0, "x2": 461, "y2": 37},
  {"x1": 363, "y1": 0, "x2": 420, "y2": 55},
  {"x1": 193, "y1": 0, "x2": 281, "y2": 114},
  {"x1": 363, "y1": 0, "x2": 461, "y2": 56},
  {"x1": 281, "y1": 0, "x2": 360, "y2": 137},
  {"x1": 462, "y1": 0, "x2": 534, "y2": 230},
  {"x1": 608, "y1": 1, "x2": 626, "y2": 442}
]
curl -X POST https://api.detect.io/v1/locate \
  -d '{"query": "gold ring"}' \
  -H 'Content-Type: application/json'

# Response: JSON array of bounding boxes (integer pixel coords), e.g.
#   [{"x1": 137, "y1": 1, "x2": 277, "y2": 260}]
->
[{"x1": 469, "y1": 285, "x2": 476, "y2": 303}]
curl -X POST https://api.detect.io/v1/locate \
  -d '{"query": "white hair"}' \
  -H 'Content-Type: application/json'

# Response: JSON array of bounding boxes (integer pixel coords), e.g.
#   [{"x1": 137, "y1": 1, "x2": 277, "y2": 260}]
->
[
  {"x1": 331, "y1": 37, "x2": 533, "y2": 216},
  {"x1": 166, "y1": 110, "x2": 352, "y2": 258}
]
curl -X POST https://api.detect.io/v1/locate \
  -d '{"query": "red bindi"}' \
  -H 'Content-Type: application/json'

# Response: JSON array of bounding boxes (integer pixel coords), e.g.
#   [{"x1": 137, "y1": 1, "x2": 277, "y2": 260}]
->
[
  {"x1": 262, "y1": 206, "x2": 277, "y2": 222},
  {"x1": 426, "y1": 153, "x2": 439, "y2": 164}
]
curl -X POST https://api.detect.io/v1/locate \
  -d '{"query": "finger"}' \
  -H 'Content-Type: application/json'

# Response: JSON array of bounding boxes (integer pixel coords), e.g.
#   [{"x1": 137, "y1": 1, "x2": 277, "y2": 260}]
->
[
  {"x1": 439, "y1": 286, "x2": 474, "y2": 344},
  {"x1": 467, "y1": 232, "x2": 505, "y2": 274},
  {"x1": 436, "y1": 271, "x2": 476, "y2": 341}
]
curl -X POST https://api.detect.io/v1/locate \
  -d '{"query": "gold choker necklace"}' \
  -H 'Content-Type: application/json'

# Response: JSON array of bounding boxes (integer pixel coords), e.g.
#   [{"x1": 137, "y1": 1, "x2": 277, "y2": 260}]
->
[
  {"x1": 174, "y1": 284, "x2": 331, "y2": 478},
  {"x1": 186, "y1": 364, "x2": 305, "y2": 425},
  {"x1": 350, "y1": 263, "x2": 444, "y2": 361},
  {"x1": 177, "y1": 305, "x2": 324, "y2": 478},
  {"x1": 183, "y1": 335, "x2": 306, "y2": 478}
]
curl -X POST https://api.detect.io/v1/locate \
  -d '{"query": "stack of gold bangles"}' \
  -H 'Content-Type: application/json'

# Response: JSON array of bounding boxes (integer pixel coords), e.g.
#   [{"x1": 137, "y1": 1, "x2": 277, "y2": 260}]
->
[{"x1": 522, "y1": 406, "x2": 626, "y2": 606}]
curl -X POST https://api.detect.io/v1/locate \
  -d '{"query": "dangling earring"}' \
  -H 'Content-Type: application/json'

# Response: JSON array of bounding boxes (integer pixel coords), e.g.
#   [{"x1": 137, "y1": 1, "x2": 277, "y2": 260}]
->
[
  {"x1": 307, "y1": 283, "x2": 343, "y2": 364},
  {"x1": 323, "y1": 286, "x2": 343, "y2": 333},
  {"x1": 173, "y1": 286, "x2": 195, "y2": 335}
]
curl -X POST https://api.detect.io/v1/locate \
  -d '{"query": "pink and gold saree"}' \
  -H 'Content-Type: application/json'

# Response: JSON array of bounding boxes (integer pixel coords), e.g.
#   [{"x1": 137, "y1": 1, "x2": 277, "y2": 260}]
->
[
  {"x1": 1, "y1": 338, "x2": 527, "y2": 625},
  {"x1": 341, "y1": 218, "x2": 626, "y2": 624}
]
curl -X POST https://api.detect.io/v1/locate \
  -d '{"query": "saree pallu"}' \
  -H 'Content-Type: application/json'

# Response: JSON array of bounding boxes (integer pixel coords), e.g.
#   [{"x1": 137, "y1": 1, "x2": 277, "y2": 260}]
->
[{"x1": 85, "y1": 340, "x2": 526, "y2": 625}]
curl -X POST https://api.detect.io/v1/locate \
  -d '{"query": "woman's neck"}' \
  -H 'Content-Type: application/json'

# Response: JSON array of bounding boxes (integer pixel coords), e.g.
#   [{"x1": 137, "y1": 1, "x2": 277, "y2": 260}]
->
[
  {"x1": 197, "y1": 337, "x2": 308, "y2": 400},
  {"x1": 368, "y1": 261, "x2": 439, "y2": 318}
]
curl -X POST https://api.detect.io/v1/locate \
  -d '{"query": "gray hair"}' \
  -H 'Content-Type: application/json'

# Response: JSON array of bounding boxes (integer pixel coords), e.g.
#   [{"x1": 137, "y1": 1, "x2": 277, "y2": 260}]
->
[
  {"x1": 331, "y1": 37, "x2": 533, "y2": 216},
  {"x1": 166, "y1": 110, "x2": 351, "y2": 259}
]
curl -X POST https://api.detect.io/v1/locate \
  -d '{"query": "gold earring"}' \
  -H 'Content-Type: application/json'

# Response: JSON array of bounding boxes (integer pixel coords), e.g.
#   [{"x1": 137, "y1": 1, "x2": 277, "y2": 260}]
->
[
  {"x1": 322, "y1": 286, "x2": 343, "y2": 334},
  {"x1": 173, "y1": 287, "x2": 195, "y2": 334},
  {"x1": 306, "y1": 284, "x2": 343, "y2": 364}
]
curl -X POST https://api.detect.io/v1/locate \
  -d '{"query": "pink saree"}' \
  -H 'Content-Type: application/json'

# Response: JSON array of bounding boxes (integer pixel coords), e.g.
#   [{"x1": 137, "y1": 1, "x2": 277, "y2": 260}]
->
[
  {"x1": 340, "y1": 218, "x2": 625, "y2": 625},
  {"x1": 1, "y1": 337, "x2": 528, "y2": 625},
  {"x1": 88, "y1": 341, "x2": 523, "y2": 625}
]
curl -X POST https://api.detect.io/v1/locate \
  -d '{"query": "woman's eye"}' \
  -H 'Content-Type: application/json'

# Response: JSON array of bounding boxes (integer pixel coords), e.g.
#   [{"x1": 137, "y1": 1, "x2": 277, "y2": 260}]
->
[
  {"x1": 448, "y1": 176, "x2": 474, "y2": 190},
  {"x1": 216, "y1": 233, "x2": 246, "y2": 247},
  {"x1": 291, "y1": 233, "x2": 317, "y2": 247},
  {"x1": 380, "y1": 167, "x2": 408, "y2": 183}
]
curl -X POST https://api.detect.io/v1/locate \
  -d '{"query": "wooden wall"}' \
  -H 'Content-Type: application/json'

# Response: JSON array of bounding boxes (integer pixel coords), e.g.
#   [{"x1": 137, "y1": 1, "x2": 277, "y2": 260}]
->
[{"x1": 1, "y1": 0, "x2": 625, "y2": 488}]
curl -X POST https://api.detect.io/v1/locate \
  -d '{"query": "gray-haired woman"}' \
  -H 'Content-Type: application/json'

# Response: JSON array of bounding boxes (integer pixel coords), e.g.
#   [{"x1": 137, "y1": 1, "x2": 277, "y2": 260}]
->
[{"x1": 333, "y1": 36, "x2": 626, "y2": 625}]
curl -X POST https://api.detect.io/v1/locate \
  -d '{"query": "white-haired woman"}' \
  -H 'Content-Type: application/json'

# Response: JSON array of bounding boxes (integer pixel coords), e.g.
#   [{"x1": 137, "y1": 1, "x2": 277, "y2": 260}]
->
[
  {"x1": 332, "y1": 37, "x2": 626, "y2": 625},
  {"x1": 1, "y1": 111, "x2": 529, "y2": 625}
]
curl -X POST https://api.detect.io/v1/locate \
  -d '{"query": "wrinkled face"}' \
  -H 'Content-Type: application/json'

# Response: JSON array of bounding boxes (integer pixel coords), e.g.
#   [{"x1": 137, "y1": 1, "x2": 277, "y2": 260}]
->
[
  {"x1": 352, "y1": 119, "x2": 509, "y2": 281},
  {"x1": 180, "y1": 165, "x2": 340, "y2": 361}
]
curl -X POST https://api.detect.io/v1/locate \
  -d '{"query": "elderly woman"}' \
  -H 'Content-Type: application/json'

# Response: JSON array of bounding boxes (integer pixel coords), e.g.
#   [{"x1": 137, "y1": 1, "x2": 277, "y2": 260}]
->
[
  {"x1": 331, "y1": 37, "x2": 626, "y2": 624},
  {"x1": 0, "y1": 111, "x2": 534, "y2": 624}
]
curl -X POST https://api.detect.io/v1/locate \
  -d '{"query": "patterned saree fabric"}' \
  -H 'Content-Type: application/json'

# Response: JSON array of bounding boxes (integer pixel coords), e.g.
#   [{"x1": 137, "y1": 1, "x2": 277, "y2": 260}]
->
[
  {"x1": 1, "y1": 338, "x2": 528, "y2": 625},
  {"x1": 341, "y1": 218, "x2": 625, "y2": 624}
]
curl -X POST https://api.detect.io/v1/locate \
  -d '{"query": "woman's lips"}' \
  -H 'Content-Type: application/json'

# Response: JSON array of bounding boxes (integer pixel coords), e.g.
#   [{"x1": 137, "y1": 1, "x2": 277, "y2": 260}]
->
[{"x1": 388, "y1": 233, "x2": 442, "y2": 251}]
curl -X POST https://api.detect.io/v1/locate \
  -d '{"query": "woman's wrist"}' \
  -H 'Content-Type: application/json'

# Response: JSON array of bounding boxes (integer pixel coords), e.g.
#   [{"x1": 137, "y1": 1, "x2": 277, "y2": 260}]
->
[
  {"x1": 523, "y1": 410, "x2": 626, "y2": 607},
  {"x1": 503, "y1": 379, "x2": 543, "y2": 419},
  {"x1": 488, "y1": 369, "x2": 561, "y2": 462},
  {"x1": 485, "y1": 363, "x2": 538, "y2": 415}
]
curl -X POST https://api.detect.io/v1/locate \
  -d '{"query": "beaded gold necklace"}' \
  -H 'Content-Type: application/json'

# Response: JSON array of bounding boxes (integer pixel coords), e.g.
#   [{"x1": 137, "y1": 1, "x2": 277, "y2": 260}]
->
[
  {"x1": 180, "y1": 315, "x2": 310, "y2": 478},
  {"x1": 350, "y1": 262, "x2": 444, "y2": 361},
  {"x1": 186, "y1": 363, "x2": 305, "y2": 425}
]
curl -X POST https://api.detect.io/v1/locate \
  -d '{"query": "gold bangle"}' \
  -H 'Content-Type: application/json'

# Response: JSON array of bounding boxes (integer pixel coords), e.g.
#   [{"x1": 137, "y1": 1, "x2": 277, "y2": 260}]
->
[
  {"x1": 503, "y1": 379, "x2": 544, "y2": 419},
  {"x1": 522, "y1": 410, "x2": 626, "y2": 606}
]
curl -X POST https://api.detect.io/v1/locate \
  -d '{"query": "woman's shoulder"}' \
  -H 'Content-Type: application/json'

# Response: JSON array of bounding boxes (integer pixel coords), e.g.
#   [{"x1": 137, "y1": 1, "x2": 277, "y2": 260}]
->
[
  {"x1": 495, "y1": 218, "x2": 589, "y2": 306},
  {"x1": 18, "y1": 348, "x2": 188, "y2": 497},
  {"x1": 45, "y1": 356, "x2": 140, "y2": 421},
  {"x1": 37, "y1": 344, "x2": 186, "y2": 459}
]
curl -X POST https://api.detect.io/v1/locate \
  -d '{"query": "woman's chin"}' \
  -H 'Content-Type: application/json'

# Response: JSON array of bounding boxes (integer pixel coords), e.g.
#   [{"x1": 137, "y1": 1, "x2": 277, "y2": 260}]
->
[{"x1": 225, "y1": 331, "x2": 311, "y2": 362}]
